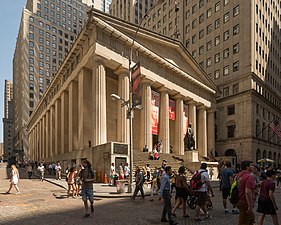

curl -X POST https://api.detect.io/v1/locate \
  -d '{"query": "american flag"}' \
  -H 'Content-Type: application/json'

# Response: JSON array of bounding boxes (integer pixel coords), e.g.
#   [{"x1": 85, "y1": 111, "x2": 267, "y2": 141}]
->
[{"x1": 269, "y1": 118, "x2": 281, "y2": 138}]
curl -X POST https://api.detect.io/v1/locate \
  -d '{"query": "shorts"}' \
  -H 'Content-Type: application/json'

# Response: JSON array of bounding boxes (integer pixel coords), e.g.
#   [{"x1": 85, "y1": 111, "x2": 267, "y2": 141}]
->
[
  {"x1": 195, "y1": 191, "x2": 208, "y2": 207},
  {"x1": 81, "y1": 188, "x2": 94, "y2": 202},
  {"x1": 257, "y1": 198, "x2": 276, "y2": 215},
  {"x1": 222, "y1": 187, "x2": 231, "y2": 199}
]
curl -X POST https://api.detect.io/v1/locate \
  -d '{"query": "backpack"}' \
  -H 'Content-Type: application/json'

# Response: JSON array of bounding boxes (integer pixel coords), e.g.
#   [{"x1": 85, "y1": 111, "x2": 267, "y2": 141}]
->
[
  {"x1": 229, "y1": 174, "x2": 249, "y2": 204},
  {"x1": 190, "y1": 170, "x2": 205, "y2": 190}
]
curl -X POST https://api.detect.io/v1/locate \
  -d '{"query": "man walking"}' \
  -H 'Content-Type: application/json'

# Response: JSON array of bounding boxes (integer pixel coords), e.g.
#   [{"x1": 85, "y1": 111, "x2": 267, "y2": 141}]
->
[
  {"x1": 236, "y1": 160, "x2": 255, "y2": 225},
  {"x1": 220, "y1": 161, "x2": 238, "y2": 214},
  {"x1": 193, "y1": 163, "x2": 214, "y2": 222},
  {"x1": 132, "y1": 167, "x2": 145, "y2": 199},
  {"x1": 80, "y1": 160, "x2": 95, "y2": 218},
  {"x1": 55, "y1": 162, "x2": 62, "y2": 180},
  {"x1": 160, "y1": 166, "x2": 178, "y2": 225}
]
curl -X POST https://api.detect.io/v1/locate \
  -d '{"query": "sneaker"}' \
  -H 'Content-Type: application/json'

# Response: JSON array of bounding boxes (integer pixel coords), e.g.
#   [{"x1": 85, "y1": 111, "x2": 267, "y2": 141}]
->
[
  {"x1": 16, "y1": 192, "x2": 20, "y2": 195},
  {"x1": 83, "y1": 213, "x2": 90, "y2": 218},
  {"x1": 232, "y1": 209, "x2": 239, "y2": 214},
  {"x1": 224, "y1": 209, "x2": 229, "y2": 214}
]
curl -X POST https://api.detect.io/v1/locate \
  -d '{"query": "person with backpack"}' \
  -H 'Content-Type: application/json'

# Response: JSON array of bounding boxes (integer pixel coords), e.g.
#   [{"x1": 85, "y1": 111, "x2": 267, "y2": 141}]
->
[
  {"x1": 220, "y1": 161, "x2": 238, "y2": 214},
  {"x1": 235, "y1": 160, "x2": 255, "y2": 225},
  {"x1": 256, "y1": 170, "x2": 280, "y2": 225},
  {"x1": 192, "y1": 163, "x2": 214, "y2": 222}
]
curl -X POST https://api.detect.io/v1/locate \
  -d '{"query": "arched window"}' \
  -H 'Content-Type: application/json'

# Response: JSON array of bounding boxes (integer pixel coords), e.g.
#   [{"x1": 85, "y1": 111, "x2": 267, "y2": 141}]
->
[
  {"x1": 256, "y1": 119, "x2": 260, "y2": 137},
  {"x1": 268, "y1": 151, "x2": 272, "y2": 159},
  {"x1": 256, "y1": 149, "x2": 261, "y2": 163},
  {"x1": 262, "y1": 150, "x2": 267, "y2": 159}
]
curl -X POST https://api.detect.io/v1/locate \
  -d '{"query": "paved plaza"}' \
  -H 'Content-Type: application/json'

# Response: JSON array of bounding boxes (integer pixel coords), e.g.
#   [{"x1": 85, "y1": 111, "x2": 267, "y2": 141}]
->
[{"x1": 0, "y1": 165, "x2": 280, "y2": 225}]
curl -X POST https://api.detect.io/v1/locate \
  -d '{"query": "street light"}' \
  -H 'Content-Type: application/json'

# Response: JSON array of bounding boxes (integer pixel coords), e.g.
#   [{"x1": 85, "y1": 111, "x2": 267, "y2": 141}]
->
[{"x1": 110, "y1": 93, "x2": 133, "y2": 193}]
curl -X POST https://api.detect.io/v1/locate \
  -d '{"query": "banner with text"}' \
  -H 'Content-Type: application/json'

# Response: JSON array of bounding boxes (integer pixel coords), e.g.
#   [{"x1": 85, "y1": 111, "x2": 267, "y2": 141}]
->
[{"x1": 151, "y1": 90, "x2": 160, "y2": 135}]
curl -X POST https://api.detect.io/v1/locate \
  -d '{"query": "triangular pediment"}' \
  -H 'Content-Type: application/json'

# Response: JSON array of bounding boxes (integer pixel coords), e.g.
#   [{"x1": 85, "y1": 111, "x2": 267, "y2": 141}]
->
[{"x1": 91, "y1": 9, "x2": 218, "y2": 94}]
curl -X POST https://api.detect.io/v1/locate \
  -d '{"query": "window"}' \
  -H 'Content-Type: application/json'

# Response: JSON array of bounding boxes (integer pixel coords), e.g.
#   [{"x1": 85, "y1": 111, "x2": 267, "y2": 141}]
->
[
  {"x1": 29, "y1": 83, "x2": 34, "y2": 90},
  {"x1": 29, "y1": 101, "x2": 34, "y2": 108},
  {"x1": 29, "y1": 49, "x2": 34, "y2": 55},
  {"x1": 199, "y1": 45, "x2": 204, "y2": 55},
  {"x1": 29, "y1": 41, "x2": 34, "y2": 47},
  {"x1": 206, "y1": 41, "x2": 212, "y2": 51},
  {"x1": 192, "y1": 50, "x2": 197, "y2": 58},
  {"x1": 233, "y1": 43, "x2": 239, "y2": 54},
  {"x1": 228, "y1": 105, "x2": 235, "y2": 115},
  {"x1": 233, "y1": 24, "x2": 239, "y2": 35},
  {"x1": 215, "y1": 35, "x2": 220, "y2": 46},
  {"x1": 215, "y1": 18, "x2": 220, "y2": 29},
  {"x1": 233, "y1": 61, "x2": 239, "y2": 72},
  {"x1": 223, "y1": 66, "x2": 229, "y2": 75},
  {"x1": 233, "y1": 5, "x2": 239, "y2": 17},
  {"x1": 227, "y1": 125, "x2": 235, "y2": 138},
  {"x1": 215, "y1": 70, "x2": 220, "y2": 79},
  {"x1": 223, "y1": 48, "x2": 229, "y2": 58},
  {"x1": 199, "y1": 29, "x2": 204, "y2": 39},
  {"x1": 215, "y1": 53, "x2": 220, "y2": 63},
  {"x1": 199, "y1": 0, "x2": 204, "y2": 8},
  {"x1": 199, "y1": 14, "x2": 204, "y2": 23},
  {"x1": 207, "y1": 8, "x2": 212, "y2": 18},
  {"x1": 185, "y1": 25, "x2": 190, "y2": 34},
  {"x1": 224, "y1": 12, "x2": 229, "y2": 23},
  {"x1": 185, "y1": 39, "x2": 190, "y2": 48},
  {"x1": 223, "y1": 87, "x2": 229, "y2": 97},
  {"x1": 29, "y1": 57, "x2": 34, "y2": 64},
  {"x1": 192, "y1": 34, "x2": 197, "y2": 43},
  {"x1": 223, "y1": 30, "x2": 229, "y2": 41},
  {"x1": 192, "y1": 19, "x2": 197, "y2": 29},
  {"x1": 192, "y1": 4, "x2": 197, "y2": 14},
  {"x1": 185, "y1": 10, "x2": 190, "y2": 19},
  {"x1": 206, "y1": 57, "x2": 212, "y2": 67},
  {"x1": 29, "y1": 16, "x2": 34, "y2": 23},
  {"x1": 29, "y1": 33, "x2": 34, "y2": 39},
  {"x1": 224, "y1": 0, "x2": 229, "y2": 5},
  {"x1": 29, "y1": 74, "x2": 34, "y2": 81},
  {"x1": 207, "y1": 24, "x2": 212, "y2": 34},
  {"x1": 233, "y1": 83, "x2": 239, "y2": 94},
  {"x1": 215, "y1": 2, "x2": 220, "y2": 12}
]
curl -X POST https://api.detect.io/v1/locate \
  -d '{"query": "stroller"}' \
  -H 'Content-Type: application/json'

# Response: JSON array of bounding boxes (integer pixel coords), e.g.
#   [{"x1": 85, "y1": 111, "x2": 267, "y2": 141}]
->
[{"x1": 187, "y1": 192, "x2": 213, "y2": 210}]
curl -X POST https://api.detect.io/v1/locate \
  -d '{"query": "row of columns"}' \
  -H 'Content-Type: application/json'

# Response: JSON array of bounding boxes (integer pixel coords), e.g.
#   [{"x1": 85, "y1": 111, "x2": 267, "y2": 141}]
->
[
  {"x1": 29, "y1": 56, "x2": 108, "y2": 161},
  {"x1": 29, "y1": 57, "x2": 215, "y2": 161}
]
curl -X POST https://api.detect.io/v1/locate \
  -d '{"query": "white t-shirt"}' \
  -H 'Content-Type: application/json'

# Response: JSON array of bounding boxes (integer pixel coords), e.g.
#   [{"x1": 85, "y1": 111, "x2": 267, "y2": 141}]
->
[
  {"x1": 38, "y1": 165, "x2": 45, "y2": 172},
  {"x1": 110, "y1": 165, "x2": 115, "y2": 176},
  {"x1": 196, "y1": 169, "x2": 210, "y2": 192}
]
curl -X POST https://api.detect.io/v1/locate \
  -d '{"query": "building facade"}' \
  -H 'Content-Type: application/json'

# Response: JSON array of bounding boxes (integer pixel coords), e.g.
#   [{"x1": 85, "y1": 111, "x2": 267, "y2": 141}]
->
[
  {"x1": 13, "y1": 0, "x2": 96, "y2": 160},
  {"x1": 3, "y1": 80, "x2": 14, "y2": 160},
  {"x1": 27, "y1": 10, "x2": 217, "y2": 173},
  {"x1": 138, "y1": 0, "x2": 281, "y2": 167}
]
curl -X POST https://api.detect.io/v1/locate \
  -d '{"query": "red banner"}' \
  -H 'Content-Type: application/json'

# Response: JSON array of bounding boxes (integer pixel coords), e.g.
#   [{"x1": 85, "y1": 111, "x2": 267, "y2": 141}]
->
[
  {"x1": 151, "y1": 91, "x2": 160, "y2": 135},
  {"x1": 131, "y1": 62, "x2": 142, "y2": 108},
  {"x1": 169, "y1": 99, "x2": 176, "y2": 120}
]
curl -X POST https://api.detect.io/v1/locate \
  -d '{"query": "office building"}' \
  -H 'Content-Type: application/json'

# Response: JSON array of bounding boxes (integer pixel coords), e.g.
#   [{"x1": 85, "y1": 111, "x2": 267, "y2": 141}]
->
[
  {"x1": 140, "y1": 0, "x2": 281, "y2": 166},
  {"x1": 3, "y1": 80, "x2": 14, "y2": 160}
]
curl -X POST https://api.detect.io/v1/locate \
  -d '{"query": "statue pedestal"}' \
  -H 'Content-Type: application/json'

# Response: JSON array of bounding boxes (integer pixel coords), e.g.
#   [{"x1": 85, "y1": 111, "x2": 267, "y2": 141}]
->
[{"x1": 185, "y1": 150, "x2": 199, "y2": 162}]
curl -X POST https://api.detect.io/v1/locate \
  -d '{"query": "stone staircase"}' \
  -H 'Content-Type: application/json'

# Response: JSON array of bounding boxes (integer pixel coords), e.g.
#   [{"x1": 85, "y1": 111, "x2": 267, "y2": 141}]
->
[{"x1": 133, "y1": 152, "x2": 194, "y2": 179}]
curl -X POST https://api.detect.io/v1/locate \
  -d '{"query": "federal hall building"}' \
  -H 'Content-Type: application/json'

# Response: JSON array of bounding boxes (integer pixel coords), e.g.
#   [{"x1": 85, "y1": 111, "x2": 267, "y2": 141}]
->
[{"x1": 27, "y1": 10, "x2": 218, "y2": 173}]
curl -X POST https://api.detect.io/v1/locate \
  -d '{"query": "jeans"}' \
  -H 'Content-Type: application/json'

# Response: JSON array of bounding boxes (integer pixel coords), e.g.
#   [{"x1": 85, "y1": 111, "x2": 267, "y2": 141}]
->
[{"x1": 161, "y1": 190, "x2": 172, "y2": 222}]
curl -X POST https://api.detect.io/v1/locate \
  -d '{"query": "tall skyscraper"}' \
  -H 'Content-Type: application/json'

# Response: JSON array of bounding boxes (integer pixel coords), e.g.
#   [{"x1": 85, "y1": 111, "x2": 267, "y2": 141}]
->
[
  {"x1": 3, "y1": 80, "x2": 14, "y2": 160},
  {"x1": 13, "y1": 0, "x2": 95, "y2": 159},
  {"x1": 125, "y1": 0, "x2": 281, "y2": 165}
]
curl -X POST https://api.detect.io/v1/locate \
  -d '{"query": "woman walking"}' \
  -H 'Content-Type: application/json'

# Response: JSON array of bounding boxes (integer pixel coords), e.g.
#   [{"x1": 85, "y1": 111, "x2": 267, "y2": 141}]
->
[
  {"x1": 67, "y1": 166, "x2": 77, "y2": 198},
  {"x1": 257, "y1": 170, "x2": 280, "y2": 225},
  {"x1": 75, "y1": 165, "x2": 83, "y2": 197},
  {"x1": 6, "y1": 165, "x2": 20, "y2": 194}
]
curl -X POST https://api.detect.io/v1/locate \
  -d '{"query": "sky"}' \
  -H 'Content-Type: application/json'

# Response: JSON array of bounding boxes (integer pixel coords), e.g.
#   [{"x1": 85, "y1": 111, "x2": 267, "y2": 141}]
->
[{"x1": 0, "y1": 1, "x2": 27, "y2": 143}]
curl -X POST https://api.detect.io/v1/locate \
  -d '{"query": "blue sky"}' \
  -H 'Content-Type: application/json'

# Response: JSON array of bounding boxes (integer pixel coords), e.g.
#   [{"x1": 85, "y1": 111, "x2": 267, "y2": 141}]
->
[{"x1": 0, "y1": 1, "x2": 26, "y2": 142}]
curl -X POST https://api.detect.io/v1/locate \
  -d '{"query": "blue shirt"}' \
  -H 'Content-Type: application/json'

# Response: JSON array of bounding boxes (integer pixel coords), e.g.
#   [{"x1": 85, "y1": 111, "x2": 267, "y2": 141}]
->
[
  {"x1": 220, "y1": 168, "x2": 234, "y2": 188},
  {"x1": 159, "y1": 173, "x2": 170, "y2": 197}
]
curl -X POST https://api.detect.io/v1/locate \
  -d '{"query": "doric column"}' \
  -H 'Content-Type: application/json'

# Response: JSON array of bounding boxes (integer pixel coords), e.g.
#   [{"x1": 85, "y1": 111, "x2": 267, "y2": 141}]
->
[
  {"x1": 140, "y1": 79, "x2": 152, "y2": 151},
  {"x1": 35, "y1": 125, "x2": 38, "y2": 160},
  {"x1": 174, "y1": 97, "x2": 184, "y2": 155},
  {"x1": 188, "y1": 100, "x2": 197, "y2": 149},
  {"x1": 198, "y1": 105, "x2": 207, "y2": 157},
  {"x1": 42, "y1": 115, "x2": 46, "y2": 159},
  {"x1": 158, "y1": 88, "x2": 170, "y2": 154},
  {"x1": 50, "y1": 105, "x2": 55, "y2": 157},
  {"x1": 78, "y1": 68, "x2": 92, "y2": 149},
  {"x1": 45, "y1": 110, "x2": 50, "y2": 158},
  {"x1": 55, "y1": 98, "x2": 61, "y2": 155},
  {"x1": 61, "y1": 91, "x2": 69, "y2": 154},
  {"x1": 39, "y1": 119, "x2": 43, "y2": 160},
  {"x1": 116, "y1": 68, "x2": 130, "y2": 143},
  {"x1": 92, "y1": 56, "x2": 107, "y2": 146},
  {"x1": 207, "y1": 108, "x2": 215, "y2": 156},
  {"x1": 69, "y1": 80, "x2": 78, "y2": 152}
]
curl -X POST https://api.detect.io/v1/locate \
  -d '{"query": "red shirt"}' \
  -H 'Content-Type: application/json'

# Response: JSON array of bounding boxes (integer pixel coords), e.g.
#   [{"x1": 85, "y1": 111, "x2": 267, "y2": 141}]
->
[
  {"x1": 237, "y1": 171, "x2": 255, "y2": 204},
  {"x1": 259, "y1": 179, "x2": 275, "y2": 201}
]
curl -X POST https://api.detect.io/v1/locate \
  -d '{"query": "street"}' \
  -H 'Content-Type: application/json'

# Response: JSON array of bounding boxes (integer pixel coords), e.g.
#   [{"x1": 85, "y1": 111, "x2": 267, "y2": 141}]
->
[{"x1": 0, "y1": 166, "x2": 280, "y2": 225}]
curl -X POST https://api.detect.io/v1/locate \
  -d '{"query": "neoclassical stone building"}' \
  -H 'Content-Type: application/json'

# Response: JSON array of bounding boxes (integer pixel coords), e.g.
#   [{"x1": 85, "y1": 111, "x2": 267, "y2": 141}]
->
[{"x1": 27, "y1": 10, "x2": 218, "y2": 172}]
